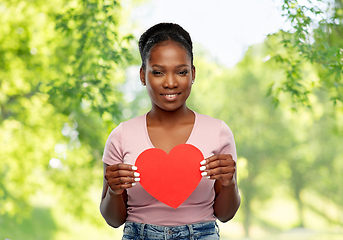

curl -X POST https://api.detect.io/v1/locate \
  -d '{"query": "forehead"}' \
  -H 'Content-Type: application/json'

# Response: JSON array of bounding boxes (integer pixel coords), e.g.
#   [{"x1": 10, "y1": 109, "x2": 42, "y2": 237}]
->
[{"x1": 148, "y1": 40, "x2": 191, "y2": 65}]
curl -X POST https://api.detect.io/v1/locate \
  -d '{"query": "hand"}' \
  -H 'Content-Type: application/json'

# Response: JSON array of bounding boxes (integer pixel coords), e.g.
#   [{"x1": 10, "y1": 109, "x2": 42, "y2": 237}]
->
[
  {"x1": 200, "y1": 154, "x2": 236, "y2": 187},
  {"x1": 105, "y1": 163, "x2": 140, "y2": 195}
]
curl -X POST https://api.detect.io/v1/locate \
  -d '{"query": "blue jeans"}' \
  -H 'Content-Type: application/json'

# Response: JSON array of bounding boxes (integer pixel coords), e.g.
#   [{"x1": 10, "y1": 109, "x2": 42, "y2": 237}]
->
[{"x1": 122, "y1": 221, "x2": 220, "y2": 240}]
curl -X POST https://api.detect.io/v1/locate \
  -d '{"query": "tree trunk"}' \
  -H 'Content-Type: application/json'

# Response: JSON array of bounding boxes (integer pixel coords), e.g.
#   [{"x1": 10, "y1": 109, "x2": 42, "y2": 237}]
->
[
  {"x1": 243, "y1": 194, "x2": 252, "y2": 237},
  {"x1": 295, "y1": 186, "x2": 305, "y2": 227}
]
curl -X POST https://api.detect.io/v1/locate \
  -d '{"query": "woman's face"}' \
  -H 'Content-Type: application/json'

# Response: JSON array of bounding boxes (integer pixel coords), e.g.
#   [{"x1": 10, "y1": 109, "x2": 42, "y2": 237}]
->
[{"x1": 140, "y1": 40, "x2": 195, "y2": 113}]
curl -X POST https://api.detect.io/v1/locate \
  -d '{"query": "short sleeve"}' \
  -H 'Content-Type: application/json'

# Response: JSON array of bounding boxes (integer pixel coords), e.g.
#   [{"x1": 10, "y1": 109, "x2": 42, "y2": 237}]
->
[
  {"x1": 219, "y1": 121, "x2": 237, "y2": 161},
  {"x1": 102, "y1": 123, "x2": 124, "y2": 165}
]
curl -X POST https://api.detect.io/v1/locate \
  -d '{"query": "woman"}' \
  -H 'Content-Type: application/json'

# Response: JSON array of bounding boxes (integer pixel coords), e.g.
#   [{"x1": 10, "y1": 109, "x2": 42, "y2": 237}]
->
[{"x1": 100, "y1": 23, "x2": 240, "y2": 239}]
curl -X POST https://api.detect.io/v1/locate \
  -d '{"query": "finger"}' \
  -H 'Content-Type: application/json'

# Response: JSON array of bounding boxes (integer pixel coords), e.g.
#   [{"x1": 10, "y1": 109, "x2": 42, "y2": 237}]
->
[
  {"x1": 201, "y1": 166, "x2": 235, "y2": 177},
  {"x1": 200, "y1": 154, "x2": 234, "y2": 170},
  {"x1": 200, "y1": 160, "x2": 235, "y2": 173},
  {"x1": 202, "y1": 172, "x2": 234, "y2": 182},
  {"x1": 107, "y1": 163, "x2": 138, "y2": 171},
  {"x1": 202, "y1": 154, "x2": 233, "y2": 164},
  {"x1": 108, "y1": 176, "x2": 140, "y2": 186},
  {"x1": 207, "y1": 172, "x2": 234, "y2": 181},
  {"x1": 105, "y1": 165, "x2": 139, "y2": 180},
  {"x1": 113, "y1": 169, "x2": 140, "y2": 178},
  {"x1": 108, "y1": 181, "x2": 137, "y2": 195}
]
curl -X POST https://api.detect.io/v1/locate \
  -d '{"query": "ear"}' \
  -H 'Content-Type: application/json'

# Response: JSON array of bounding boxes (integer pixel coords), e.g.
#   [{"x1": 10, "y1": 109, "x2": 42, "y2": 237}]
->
[
  {"x1": 140, "y1": 67, "x2": 146, "y2": 86},
  {"x1": 191, "y1": 65, "x2": 196, "y2": 84}
]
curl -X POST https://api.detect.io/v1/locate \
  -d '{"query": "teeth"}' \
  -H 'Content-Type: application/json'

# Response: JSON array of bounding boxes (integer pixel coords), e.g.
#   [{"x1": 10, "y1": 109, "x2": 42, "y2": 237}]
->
[{"x1": 164, "y1": 94, "x2": 178, "y2": 97}]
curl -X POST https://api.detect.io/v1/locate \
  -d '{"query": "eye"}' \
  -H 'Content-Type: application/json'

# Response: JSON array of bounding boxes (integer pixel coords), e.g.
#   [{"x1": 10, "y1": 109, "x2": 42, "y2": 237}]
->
[
  {"x1": 152, "y1": 71, "x2": 163, "y2": 76},
  {"x1": 178, "y1": 70, "x2": 188, "y2": 76}
]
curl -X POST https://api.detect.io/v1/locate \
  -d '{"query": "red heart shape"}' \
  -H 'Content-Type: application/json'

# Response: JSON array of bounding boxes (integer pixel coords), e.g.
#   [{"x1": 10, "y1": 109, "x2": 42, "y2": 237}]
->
[{"x1": 135, "y1": 144, "x2": 204, "y2": 209}]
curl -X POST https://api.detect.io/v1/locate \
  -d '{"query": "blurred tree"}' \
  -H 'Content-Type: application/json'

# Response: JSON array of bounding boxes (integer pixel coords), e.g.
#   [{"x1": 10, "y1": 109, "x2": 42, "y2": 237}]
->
[
  {"x1": 270, "y1": 0, "x2": 343, "y2": 108},
  {"x1": 188, "y1": 44, "x2": 292, "y2": 236},
  {"x1": 0, "y1": 0, "x2": 135, "y2": 230},
  {"x1": 187, "y1": 38, "x2": 343, "y2": 236}
]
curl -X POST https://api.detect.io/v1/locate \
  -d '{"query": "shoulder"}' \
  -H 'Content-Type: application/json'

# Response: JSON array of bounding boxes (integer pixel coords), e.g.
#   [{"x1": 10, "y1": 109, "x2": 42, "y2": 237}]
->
[
  {"x1": 195, "y1": 112, "x2": 231, "y2": 129},
  {"x1": 194, "y1": 112, "x2": 234, "y2": 137},
  {"x1": 108, "y1": 114, "x2": 146, "y2": 139},
  {"x1": 195, "y1": 112, "x2": 223, "y2": 124},
  {"x1": 190, "y1": 112, "x2": 236, "y2": 158},
  {"x1": 121, "y1": 114, "x2": 146, "y2": 127}
]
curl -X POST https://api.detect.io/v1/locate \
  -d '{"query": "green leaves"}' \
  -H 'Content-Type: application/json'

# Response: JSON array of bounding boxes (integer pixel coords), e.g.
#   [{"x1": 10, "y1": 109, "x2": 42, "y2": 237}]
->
[
  {"x1": 48, "y1": 0, "x2": 134, "y2": 120},
  {"x1": 0, "y1": 0, "x2": 135, "y2": 225},
  {"x1": 272, "y1": 0, "x2": 343, "y2": 107},
  {"x1": 184, "y1": 30, "x2": 343, "y2": 235}
]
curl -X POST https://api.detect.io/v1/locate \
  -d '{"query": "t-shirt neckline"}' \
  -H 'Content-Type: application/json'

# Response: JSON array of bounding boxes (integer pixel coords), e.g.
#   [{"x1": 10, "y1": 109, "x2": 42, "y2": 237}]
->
[{"x1": 144, "y1": 111, "x2": 197, "y2": 150}]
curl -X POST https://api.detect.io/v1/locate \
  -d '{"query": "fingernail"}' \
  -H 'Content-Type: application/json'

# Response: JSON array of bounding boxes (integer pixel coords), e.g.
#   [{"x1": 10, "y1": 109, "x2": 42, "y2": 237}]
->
[
  {"x1": 134, "y1": 172, "x2": 140, "y2": 177},
  {"x1": 206, "y1": 176, "x2": 211, "y2": 179},
  {"x1": 201, "y1": 172, "x2": 208, "y2": 176},
  {"x1": 134, "y1": 178, "x2": 140, "y2": 182},
  {"x1": 200, "y1": 166, "x2": 206, "y2": 171},
  {"x1": 132, "y1": 183, "x2": 136, "y2": 186},
  {"x1": 132, "y1": 166, "x2": 138, "y2": 170},
  {"x1": 200, "y1": 160, "x2": 206, "y2": 165}
]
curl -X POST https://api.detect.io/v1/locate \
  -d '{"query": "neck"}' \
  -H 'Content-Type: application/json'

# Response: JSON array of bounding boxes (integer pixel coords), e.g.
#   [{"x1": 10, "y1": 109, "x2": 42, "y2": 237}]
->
[{"x1": 147, "y1": 105, "x2": 193, "y2": 126}]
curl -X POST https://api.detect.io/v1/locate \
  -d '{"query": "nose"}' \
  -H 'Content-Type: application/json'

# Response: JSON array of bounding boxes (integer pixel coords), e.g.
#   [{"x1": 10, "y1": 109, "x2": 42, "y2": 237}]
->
[{"x1": 162, "y1": 73, "x2": 178, "y2": 89}]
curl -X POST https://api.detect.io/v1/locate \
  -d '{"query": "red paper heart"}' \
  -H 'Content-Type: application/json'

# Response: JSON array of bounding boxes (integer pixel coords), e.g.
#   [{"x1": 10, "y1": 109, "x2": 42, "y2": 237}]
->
[{"x1": 135, "y1": 144, "x2": 203, "y2": 209}]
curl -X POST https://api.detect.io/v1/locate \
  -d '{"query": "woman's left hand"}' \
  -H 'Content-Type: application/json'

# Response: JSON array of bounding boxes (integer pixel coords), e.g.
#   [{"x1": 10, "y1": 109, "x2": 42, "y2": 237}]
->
[{"x1": 200, "y1": 154, "x2": 236, "y2": 187}]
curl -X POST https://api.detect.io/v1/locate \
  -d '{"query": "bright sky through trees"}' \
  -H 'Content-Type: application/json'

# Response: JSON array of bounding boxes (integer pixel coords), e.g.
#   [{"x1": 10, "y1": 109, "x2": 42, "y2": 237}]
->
[{"x1": 130, "y1": 0, "x2": 288, "y2": 67}]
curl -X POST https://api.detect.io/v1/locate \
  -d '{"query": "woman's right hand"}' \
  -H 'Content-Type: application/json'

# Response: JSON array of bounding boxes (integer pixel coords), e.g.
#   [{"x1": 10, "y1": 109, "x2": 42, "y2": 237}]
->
[{"x1": 105, "y1": 163, "x2": 140, "y2": 195}]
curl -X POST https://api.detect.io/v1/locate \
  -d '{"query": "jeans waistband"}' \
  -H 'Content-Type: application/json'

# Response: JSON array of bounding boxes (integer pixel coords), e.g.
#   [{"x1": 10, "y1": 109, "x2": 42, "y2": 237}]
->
[{"x1": 123, "y1": 221, "x2": 219, "y2": 240}]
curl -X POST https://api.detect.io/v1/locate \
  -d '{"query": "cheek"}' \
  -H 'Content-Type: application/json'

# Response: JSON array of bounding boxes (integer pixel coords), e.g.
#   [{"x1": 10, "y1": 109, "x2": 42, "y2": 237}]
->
[
  {"x1": 183, "y1": 79, "x2": 193, "y2": 89},
  {"x1": 146, "y1": 84, "x2": 154, "y2": 94},
  {"x1": 146, "y1": 84, "x2": 159, "y2": 99}
]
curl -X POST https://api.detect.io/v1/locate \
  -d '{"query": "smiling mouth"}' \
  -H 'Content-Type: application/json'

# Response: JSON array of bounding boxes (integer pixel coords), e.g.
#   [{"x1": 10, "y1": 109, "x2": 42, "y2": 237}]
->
[{"x1": 161, "y1": 93, "x2": 181, "y2": 98}]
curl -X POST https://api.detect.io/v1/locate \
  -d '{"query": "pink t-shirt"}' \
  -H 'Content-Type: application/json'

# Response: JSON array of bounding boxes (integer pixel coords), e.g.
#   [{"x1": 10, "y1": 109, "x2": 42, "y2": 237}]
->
[{"x1": 102, "y1": 111, "x2": 237, "y2": 226}]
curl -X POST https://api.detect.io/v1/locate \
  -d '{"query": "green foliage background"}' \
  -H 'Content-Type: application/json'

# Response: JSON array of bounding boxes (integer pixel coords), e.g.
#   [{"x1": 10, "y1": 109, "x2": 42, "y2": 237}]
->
[
  {"x1": 0, "y1": 0, "x2": 135, "y2": 238},
  {"x1": 0, "y1": 0, "x2": 342, "y2": 239}
]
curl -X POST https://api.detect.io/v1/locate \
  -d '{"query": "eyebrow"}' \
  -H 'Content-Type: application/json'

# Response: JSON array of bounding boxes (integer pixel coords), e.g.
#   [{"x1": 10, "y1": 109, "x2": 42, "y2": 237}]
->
[{"x1": 151, "y1": 64, "x2": 190, "y2": 68}]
